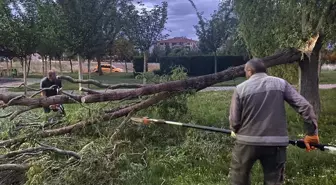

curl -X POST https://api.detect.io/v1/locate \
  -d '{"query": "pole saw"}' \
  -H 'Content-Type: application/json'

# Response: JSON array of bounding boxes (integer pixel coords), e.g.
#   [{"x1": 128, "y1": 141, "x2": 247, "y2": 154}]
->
[{"x1": 131, "y1": 117, "x2": 336, "y2": 154}]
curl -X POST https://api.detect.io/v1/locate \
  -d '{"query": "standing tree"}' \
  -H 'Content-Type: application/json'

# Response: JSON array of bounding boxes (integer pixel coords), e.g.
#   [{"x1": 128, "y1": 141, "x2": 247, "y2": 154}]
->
[
  {"x1": 190, "y1": 0, "x2": 237, "y2": 73},
  {"x1": 57, "y1": 0, "x2": 124, "y2": 84},
  {"x1": 2, "y1": 0, "x2": 41, "y2": 95},
  {"x1": 235, "y1": 0, "x2": 336, "y2": 116},
  {"x1": 122, "y1": 1, "x2": 168, "y2": 84},
  {"x1": 110, "y1": 37, "x2": 137, "y2": 73}
]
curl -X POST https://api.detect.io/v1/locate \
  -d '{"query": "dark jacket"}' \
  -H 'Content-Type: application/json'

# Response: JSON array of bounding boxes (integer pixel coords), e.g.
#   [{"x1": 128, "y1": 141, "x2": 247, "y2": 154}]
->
[{"x1": 229, "y1": 73, "x2": 318, "y2": 146}]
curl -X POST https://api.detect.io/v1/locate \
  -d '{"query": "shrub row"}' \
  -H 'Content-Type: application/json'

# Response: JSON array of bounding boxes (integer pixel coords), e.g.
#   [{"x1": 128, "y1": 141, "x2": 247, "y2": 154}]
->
[{"x1": 132, "y1": 56, "x2": 247, "y2": 76}]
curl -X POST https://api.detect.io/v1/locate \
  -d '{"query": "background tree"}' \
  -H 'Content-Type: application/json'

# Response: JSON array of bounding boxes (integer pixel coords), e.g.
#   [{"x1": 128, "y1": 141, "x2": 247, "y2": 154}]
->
[
  {"x1": 234, "y1": 0, "x2": 336, "y2": 116},
  {"x1": 122, "y1": 1, "x2": 168, "y2": 84},
  {"x1": 110, "y1": 37, "x2": 136, "y2": 73},
  {"x1": 190, "y1": 0, "x2": 237, "y2": 73}
]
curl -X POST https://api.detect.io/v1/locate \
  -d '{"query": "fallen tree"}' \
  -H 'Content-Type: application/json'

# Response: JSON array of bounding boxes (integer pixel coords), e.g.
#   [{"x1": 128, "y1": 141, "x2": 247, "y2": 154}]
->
[
  {"x1": 0, "y1": 46, "x2": 320, "y2": 184},
  {"x1": 0, "y1": 48, "x2": 301, "y2": 107}
]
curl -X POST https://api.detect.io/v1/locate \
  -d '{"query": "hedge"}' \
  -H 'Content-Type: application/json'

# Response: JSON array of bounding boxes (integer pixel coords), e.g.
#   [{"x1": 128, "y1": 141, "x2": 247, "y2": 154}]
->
[
  {"x1": 160, "y1": 56, "x2": 246, "y2": 76},
  {"x1": 132, "y1": 55, "x2": 247, "y2": 76}
]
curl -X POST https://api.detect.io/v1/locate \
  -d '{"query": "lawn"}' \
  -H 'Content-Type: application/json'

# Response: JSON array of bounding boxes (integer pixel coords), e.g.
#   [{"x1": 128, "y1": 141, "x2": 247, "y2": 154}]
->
[
  {"x1": 320, "y1": 70, "x2": 336, "y2": 84},
  {"x1": 0, "y1": 88, "x2": 335, "y2": 184}
]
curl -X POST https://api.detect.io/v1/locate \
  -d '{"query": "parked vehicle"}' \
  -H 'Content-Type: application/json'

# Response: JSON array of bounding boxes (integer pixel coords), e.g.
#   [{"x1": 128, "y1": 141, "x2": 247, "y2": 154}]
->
[{"x1": 92, "y1": 64, "x2": 123, "y2": 73}]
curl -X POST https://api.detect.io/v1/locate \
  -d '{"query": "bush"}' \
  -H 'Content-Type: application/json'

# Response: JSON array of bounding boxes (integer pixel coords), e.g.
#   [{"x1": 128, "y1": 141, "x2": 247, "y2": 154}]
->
[{"x1": 159, "y1": 55, "x2": 246, "y2": 76}]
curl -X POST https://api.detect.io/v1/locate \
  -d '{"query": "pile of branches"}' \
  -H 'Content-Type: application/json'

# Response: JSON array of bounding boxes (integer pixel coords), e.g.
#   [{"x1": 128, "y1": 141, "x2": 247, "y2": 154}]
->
[{"x1": 0, "y1": 48, "x2": 303, "y2": 183}]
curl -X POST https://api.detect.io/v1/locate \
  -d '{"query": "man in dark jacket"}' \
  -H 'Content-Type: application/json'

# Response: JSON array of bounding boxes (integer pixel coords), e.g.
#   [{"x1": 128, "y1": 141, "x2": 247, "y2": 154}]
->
[
  {"x1": 229, "y1": 58, "x2": 320, "y2": 185},
  {"x1": 40, "y1": 70, "x2": 63, "y2": 113}
]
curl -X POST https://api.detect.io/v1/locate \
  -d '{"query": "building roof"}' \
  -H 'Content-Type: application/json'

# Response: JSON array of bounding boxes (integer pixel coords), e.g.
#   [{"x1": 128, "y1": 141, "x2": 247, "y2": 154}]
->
[{"x1": 157, "y1": 37, "x2": 198, "y2": 44}]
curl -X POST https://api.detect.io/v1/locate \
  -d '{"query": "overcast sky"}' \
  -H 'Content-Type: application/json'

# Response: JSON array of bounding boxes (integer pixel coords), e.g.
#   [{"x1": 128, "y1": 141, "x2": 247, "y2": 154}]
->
[{"x1": 140, "y1": 0, "x2": 220, "y2": 41}]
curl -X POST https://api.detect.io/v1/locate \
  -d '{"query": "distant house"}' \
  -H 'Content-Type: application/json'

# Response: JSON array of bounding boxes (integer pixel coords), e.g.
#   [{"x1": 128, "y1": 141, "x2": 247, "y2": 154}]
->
[{"x1": 156, "y1": 37, "x2": 199, "y2": 50}]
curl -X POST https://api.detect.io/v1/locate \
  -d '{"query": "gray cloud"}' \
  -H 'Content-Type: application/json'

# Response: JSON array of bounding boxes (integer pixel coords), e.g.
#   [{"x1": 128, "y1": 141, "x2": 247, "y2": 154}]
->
[{"x1": 141, "y1": 0, "x2": 220, "y2": 40}]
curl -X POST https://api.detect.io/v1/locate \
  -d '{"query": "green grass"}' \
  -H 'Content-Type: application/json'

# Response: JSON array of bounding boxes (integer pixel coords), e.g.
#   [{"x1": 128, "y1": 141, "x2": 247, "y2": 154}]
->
[
  {"x1": 1, "y1": 89, "x2": 333, "y2": 185},
  {"x1": 320, "y1": 70, "x2": 336, "y2": 84}
]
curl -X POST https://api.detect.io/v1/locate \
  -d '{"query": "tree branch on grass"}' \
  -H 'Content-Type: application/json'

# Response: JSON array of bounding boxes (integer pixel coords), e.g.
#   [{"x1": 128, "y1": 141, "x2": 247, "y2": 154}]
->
[
  {"x1": 0, "y1": 164, "x2": 30, "y2": 171},
  {"x1": 58, "y1": 75, "x2": 143, "y2": 89},
  {"x1": 0, "y1": 91, "x2": 175, "y2": 148}
]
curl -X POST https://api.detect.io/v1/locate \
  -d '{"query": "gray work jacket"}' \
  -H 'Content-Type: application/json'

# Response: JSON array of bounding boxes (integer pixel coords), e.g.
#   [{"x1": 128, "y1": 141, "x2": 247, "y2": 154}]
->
[{"x1": 229, "y1": 73, "x2": 318, "y2": 146}]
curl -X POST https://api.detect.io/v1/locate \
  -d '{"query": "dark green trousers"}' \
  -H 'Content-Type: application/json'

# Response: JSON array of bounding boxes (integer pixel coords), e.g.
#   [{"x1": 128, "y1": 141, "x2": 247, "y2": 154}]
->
[{"x1": 229, "y1": 142, "x2": 286, "y2": 185}]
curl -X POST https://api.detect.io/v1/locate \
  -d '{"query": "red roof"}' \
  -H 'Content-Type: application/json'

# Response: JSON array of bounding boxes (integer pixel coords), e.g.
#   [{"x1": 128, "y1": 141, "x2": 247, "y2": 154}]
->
[{"x1": 158, "y1": 37, "x2": 198, "y2": 43}]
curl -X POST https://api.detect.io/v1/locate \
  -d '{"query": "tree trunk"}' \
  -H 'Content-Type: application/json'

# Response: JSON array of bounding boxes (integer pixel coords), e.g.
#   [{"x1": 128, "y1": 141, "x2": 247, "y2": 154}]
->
[
  {"x1": 10, "y1": 59, "x2": 13, "y2": 78},
  {"x1": 42, "y1": 57, "x2": 45, "y2": 76},
  {"x1": 23, "y1": 57, "x2": 27, "y2": 96},
  {"x1": 214, "y1": 51, "x2": 218, "y2": 73},
  {"x1": 70, "y1": 59, "x2": 73, "y2": 73},
  {"x1": 27, "y1": 56, "x2": 31, "y2": 76},
  {"x1": 299, "y1": 34, "x2": 323, "y2": 117},
  {"x1": 87, "y1": 59, "x2": 91, "y2": 88},
  {"x1": 45, "y1": 56, "x2": 48, "y2": 75},
  {"x1": 124, "y1": 60, "x2": 128, "y2": 73},
  {"x1": 59, "y1": 58, "x2": 62, "y2": 75},
  {"x1": 49, "y1": 57, "x2": 52, "y2": 70},
  {"x1": 110, "y1": 58, "x2": 113, "y2": 73},
  {"x1": 97, "y1": 57, "x2": 103, "y2": 76},
  {"x1": 78, "y1": 55, "x2": 83, "y2": 89},
  {"x1": 5, "y1": 58, "x2": 9, "y2": 77},
  {"x1": 143, "y1": 50, "x2": 149, "y2": 84}
]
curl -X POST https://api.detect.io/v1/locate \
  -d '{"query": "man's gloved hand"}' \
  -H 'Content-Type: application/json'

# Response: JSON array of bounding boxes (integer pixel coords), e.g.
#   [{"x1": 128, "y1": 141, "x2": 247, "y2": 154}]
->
[
  {"x1": 303, "y1": 135, "x2": 319, "y2": 152},
  {"x1": 230, "y1": 131, "x2": 236, "y2": 138}
]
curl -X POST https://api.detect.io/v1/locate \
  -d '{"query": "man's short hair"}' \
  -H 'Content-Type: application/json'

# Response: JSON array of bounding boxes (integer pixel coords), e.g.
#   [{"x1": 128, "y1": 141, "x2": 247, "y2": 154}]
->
[{"x1": 246, "y1": 58, "x2": 267, "y2": 73}]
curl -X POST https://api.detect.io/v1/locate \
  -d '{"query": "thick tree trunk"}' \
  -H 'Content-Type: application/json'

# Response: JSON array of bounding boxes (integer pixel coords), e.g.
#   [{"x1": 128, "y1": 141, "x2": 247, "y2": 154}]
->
[
  {"x1": 299, "y1": 34, "x2": 323, "y2": 117},
  {"x1": 78, "y1": 55, "x2": 83, "y2": 89},
  {"x1": 97, "y1": 57, "x2": 103, "y2": 76},
  {"x1": 70, "y1": 59, "x2": 73, "y2": 73}
]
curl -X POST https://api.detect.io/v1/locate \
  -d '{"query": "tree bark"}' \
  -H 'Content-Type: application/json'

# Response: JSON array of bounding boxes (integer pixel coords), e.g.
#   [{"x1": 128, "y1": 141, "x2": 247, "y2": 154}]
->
[
  {"x1": 70, "y1": 59, "x2": 73, "y2": 73},
  {"x1": 299, "y1": 34, "x2": 323, "y2": 117}
]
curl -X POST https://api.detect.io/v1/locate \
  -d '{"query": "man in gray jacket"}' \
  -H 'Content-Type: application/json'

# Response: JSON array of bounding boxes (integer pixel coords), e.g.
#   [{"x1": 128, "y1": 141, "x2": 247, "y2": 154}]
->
[{"x1": 229, "y1": 58, "x2": 320, "y2": 185}]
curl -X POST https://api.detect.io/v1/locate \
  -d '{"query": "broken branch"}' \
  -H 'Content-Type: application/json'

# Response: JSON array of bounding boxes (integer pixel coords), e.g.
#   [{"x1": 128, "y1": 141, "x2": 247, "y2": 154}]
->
[
  {"x1": 58, "y1": 75, "x2": 143, "y2": 89},
  {"x1": 0, "y1": 164, "x2": 30, "y2": 171}
]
